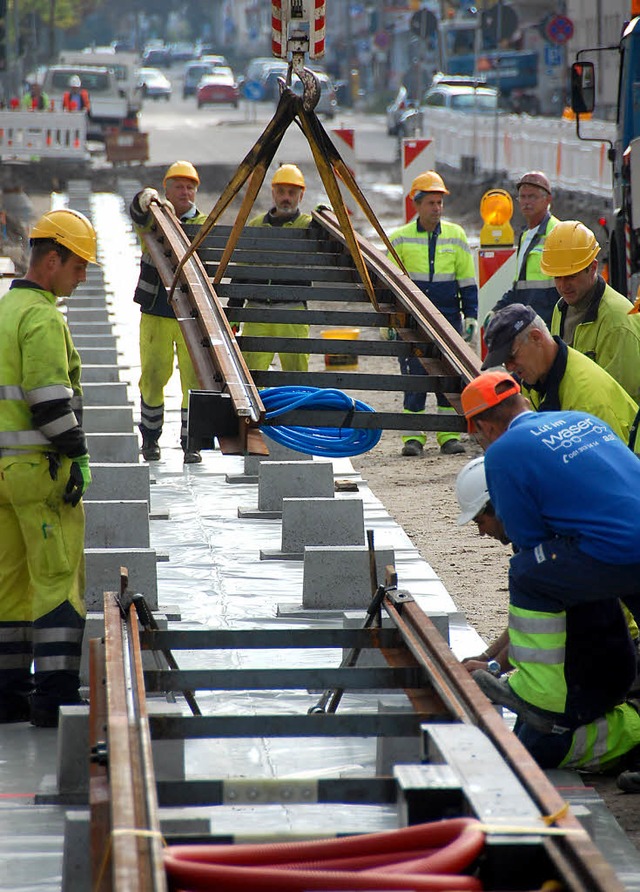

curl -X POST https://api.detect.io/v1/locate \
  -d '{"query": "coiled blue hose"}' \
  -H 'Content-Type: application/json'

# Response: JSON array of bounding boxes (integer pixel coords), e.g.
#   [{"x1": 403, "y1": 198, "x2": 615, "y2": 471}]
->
[{"x1": 259, "y1": 386, "x2": 382, "y2": 457}]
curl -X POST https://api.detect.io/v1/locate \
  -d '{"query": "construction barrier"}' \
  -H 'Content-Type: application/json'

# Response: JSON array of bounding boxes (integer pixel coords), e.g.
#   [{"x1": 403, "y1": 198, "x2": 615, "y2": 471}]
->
[
  {"x1": 0, "y1": 110, "x2": 88, "y2": 161},
  {"x1": 401, "y1": 138, "x2": 435, "y2": 222},
  {"x1": 105, "y1": 130, "x2": 149, "y2": 165}
]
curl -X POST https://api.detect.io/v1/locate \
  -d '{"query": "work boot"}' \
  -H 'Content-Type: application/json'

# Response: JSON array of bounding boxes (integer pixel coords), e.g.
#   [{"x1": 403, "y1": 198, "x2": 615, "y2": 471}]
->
[
  {"x1": 440, "y1": 439, "x2": 466, "y2": 455},
  {"x1": 30, "y1": 698, "x2": 89, "y2": 729},
  {"x1": 401, "y1": 439, "x2": 423, "y2": 457},
  {"x1": 141, "y1": 438, "x2": 161, "y2": 461},
  {"x1": 471, "y1": 669, "x2": 570, "y2": 734},
  {"x1": 183, "y1": 449, "x2": 202, "y2": 464},
  {"x1": 0, "y1": 694, "x2": 31, "y2": 723}
]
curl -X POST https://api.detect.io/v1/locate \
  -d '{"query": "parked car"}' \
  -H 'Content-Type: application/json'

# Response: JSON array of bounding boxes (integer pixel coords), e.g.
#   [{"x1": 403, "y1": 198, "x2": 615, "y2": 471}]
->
[
  {"x1": 395, "y1": 77, "x2": 500, "y2": 137},
  {"x1": 200, "y1": 54, "x2": 229, "y2": 69},
  {"x1": 183, "y1": 61, "x2": 216, "y2": 98},
  {"x1": 196, "y1": 68, "x2": 239, "y2": 108},
  {"x1": 138, "y1": 67, "x2": 172, "y2": 101}
]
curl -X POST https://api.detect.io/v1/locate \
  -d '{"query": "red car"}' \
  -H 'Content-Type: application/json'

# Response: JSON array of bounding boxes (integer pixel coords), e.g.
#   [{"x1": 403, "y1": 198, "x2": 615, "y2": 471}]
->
[{"x1": 196, "y1": 67, "x2": 239, "y2": 108}]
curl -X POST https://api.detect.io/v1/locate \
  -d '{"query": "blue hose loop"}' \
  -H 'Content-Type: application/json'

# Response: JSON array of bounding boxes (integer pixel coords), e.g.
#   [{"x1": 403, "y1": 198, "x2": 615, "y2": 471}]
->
[{"x1": 259, "y1": 386, "x2": 382, "y2": 457}]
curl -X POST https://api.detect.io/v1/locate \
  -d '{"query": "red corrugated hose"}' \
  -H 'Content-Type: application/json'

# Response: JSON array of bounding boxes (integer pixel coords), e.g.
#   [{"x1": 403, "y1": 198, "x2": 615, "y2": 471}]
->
[{"x1": 163, "y1": 817, "x2": 485, "y2": 890}]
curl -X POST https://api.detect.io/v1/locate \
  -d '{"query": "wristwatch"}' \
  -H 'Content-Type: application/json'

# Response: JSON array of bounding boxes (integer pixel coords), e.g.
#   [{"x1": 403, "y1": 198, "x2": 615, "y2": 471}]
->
[{"x1": 487, "y1": 659, "x2": 501, "y2": 677}]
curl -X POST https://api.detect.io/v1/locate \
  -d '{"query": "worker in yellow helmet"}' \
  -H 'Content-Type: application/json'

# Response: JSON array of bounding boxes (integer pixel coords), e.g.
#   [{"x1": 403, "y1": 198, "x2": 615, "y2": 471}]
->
[
  {"x1": 387, "y1": 170, "x2": 478, "y2": 457},
  {"x1": 227, "y1": 163, "x2": 313, "y2": 373},
  {"x1": 0, "y1": 208, "x2": 97, "y2": 727},
  {"x1": 130, "y1": 160, "x2": 208, "y2": 463}
]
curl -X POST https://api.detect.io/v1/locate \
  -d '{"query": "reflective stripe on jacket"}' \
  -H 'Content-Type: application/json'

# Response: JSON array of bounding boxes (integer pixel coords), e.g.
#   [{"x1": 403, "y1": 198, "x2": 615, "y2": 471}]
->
[
  {"x1": 523, "y1": 338, "x2": 640, "y2": 452},
  {"x1": 493, "y1": 213, "x2": 560, "y2": 325},
  {"x1": 552, "y1": 277, "x2": 640, "y2": 403},
  {"x1": 508, "y1": 604, "x2": 567, "y2": 713},
  {"x1": 0, "y1": 283, "x2": 85, "y2": 456},
  {"x1": 388, "y1": 219, "x2": 478, "y2": 323},
  {"x1": 560, "y1": 702, "x2": 640, "y2": 772}
]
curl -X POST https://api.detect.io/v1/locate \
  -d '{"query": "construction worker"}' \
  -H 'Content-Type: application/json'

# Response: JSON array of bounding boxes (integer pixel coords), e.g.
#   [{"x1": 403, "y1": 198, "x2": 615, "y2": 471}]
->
[
  {"x1": 388, "y1": 170, "x2": 478, "y2": 457},
  {"x1": 540, "y1": 219, "x2": 640, "y2": 404},
  {"x1": 489, "y1": 171, "x2": 560, "y2": 326},
  {"x1": 130, "y1": 160, "x2": 208, "y2": 463},
  {"x1": 459, "y1": 372, "x2": 640, "y2": 771},
  {"x1": 482, "y1": 303, "x2": 640, "y2": 452},
  {"x1": 228, "y1": 164, "x2": 312, "y2": 373},
  {"x1": 62, "y1": 75, "x2": 90, "y2": 112},
  {"x1": 0, "y1": 209, "x2": 96, "y2": 727},
  {"x1": 21, "y1": 82, "x2": 49, "y2": 110}
]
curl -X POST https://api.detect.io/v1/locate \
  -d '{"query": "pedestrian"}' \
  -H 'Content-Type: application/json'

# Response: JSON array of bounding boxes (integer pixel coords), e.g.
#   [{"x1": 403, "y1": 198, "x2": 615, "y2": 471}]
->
[
  {"x1": 459, "y1": 372, "x2": 640, "y2": 770},
  {"x1": 540, "y1": 219, "x2": 640, "y2": 403},
  {"x1": 21, "y1": 82, "x2": 50, "y2": 111},
  {"x1": 130, "y1": 160, "x2": 208, "y2": 463},
  {"x1": 488, "y1": 171, "x2": 560, "y2": 326},
  {"x1": 227, "y1": 164, "x2": 313, "y2": 374},
  {"x1": 482, "y1": 303, "x2": 640, "y2": 451},
  {"x1": 388, "y1": 170, "x2": 478, "y2": 457},
  {"x1": 62, "y1": 75, "x2": 90, "y2": 112},
  {"x1": 0, "y1": 208, "x2": 96, "y2": 727}
]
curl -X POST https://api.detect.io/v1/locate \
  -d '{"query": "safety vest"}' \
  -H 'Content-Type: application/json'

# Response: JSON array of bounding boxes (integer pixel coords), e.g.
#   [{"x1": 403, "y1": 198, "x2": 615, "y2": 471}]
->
[
  {"x1": 552, "y1": 277, "x2": 640, "y2": 404},
  {"x1": 0, "y1": 285, "x2": 82, "y2": 455},
  {"x1": 493, "y1": 213, "x2": 560, "y2": 325},
  {"x1": 560, "y1": 702, "x2": 640, "y2": 772},
  {"x1": 388, "y1": 219, "x2": 477, "y2": 323},
  {"x1": 523, "y1": 338, "x2": 640, "y2": 452}
]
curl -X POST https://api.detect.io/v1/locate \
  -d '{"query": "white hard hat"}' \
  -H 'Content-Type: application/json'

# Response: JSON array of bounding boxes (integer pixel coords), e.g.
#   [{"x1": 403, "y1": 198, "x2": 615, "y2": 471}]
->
[
  {"x1": 455, "y1": 457, "x2": 489, "y2": 526},
  {"x1": 69, "y1": 75, "x2": 82, "y2": 88}
]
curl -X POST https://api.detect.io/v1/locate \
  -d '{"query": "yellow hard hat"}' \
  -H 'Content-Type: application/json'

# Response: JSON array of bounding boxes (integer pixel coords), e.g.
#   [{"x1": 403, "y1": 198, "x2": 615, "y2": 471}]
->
[
  {"x1": 163, "y1": 160, "x2": 200, "y2": 188},
  {"x1": 271, "y1": 164, "x2": 305, "y2": 189},
  {"x1": 410, "y1": 170, "x2": 449, "y2": 198},
  {"x1": 30, "y1": 209, "x2": 97, "y2": 264},
  {"x1": 540, "y1": 220, "x2": 601, "y2": 277}
]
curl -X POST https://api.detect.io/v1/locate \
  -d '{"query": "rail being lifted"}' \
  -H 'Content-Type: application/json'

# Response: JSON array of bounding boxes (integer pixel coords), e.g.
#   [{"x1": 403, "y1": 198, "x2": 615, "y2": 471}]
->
[
  {"x1": 143, "y1": 201, "x2": 481, "y2": 455},
  {"x1": 90, "y1": 576, "x2": 624, "y2": 892}
]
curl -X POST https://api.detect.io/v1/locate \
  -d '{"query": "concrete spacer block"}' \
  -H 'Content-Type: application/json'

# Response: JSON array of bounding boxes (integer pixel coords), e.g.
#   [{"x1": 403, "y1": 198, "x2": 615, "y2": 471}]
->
[
  {"x1": 73, "y1": 334, "x2": 118, "y2": 349},
  {"x1": 81, "y1": 364, "x2": 122, "y2": 383},
  {"x1": 62, "y1": 811, "x2": 90, "y2": 892},
  {"x1": 84, "y1": 500, "x2": 150, "y2": 548},
  {"x1": 82, "y1": 405, "x2": 134, "y2": 433},
  {"x1": 80, "y1": 608, "x2": 162, "y2": 685},
  {"x1": 81, "y1": 381, "x2": 130, "y2": 406},
  {"x1": 257, "y1": 460, "x2": 334, "y2": 513},
  {"x1": 148, "y1": 699, "x2": 186, "y2": 781},
  {"x1": 88, "y1": 463, "x2": 150, "y2": 503},
  {"x1": 67, "y1": 321, "x2": 113, "y2": 336},
  {"x1": 57, "y1": 704, "x2": 90, "y2": 795},
  {"x1": 77, "y1": 346, "x2": 119, "y2": 365},
  {"x1": 280, "y1": 497, "x2": 364, "y2": 554},
  {"x1": 66, "y1": 307, "x2": 111, "y2": 324},
  {"x1": 86, "y1": 432, "x2": 140, "y2": 462},
  {"x1": 84, "y1": 548, "x2": 158, "y2": 611},
  {"x1": 245, "y1": 439, "x2": 303, "y2": 475},
  {"x1": 302, "y1": 545, "x2": 395, "y2": 609},
  {"x1": 376, "y1": 701, "x2": 421, "y2": 775},
  {"x1": 71, "y1": 294, "x2": 113, "y2": 307}
]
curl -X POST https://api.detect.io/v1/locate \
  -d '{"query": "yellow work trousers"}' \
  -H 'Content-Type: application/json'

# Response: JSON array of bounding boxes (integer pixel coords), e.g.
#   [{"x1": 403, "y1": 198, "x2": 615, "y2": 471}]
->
[
  {"x1": 241, "y1": 306, "x2": 310, "y2": 373},
  {"x1": 139, "y1": 313, "x2": 200, "y2": 409}
]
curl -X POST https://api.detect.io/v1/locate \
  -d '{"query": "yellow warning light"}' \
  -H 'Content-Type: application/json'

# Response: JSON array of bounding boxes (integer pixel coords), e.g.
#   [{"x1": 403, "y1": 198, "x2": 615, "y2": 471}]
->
[{"x1": 480, "y1": 189, "x2": 514, "y2": 246}]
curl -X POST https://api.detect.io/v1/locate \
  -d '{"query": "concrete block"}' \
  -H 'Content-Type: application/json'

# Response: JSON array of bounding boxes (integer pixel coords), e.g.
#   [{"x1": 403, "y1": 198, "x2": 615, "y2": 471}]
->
[
  {"x1": 88, "y1": 463, "x2": 150, "y2": 502},
  {"x1": 86, "y1": 432, "x2": 140, "y2": 462},
  {"x1": 302, "y1": 545, "x2": 395, "y2": 609},
  {"x1": 82, "y1": 381, "x2": 130, "y2": 406},
  {"x1": 66, "y1": 307, "x2": 111, "y2": 324},
  {"x1": 263, "y1": 497, "x2": 364, "y2": 559},
  {"x1": 84, "y1": 548, "x2": 158, "y2": 611},
  {"x1": 376, "y1": 702, "x2": 421, "y2": 775},
  {"x1": 57, "y1": 704, "x2": 90, "y2": 795},
  {"x1": 82, "y1": 405, "x2": 134, "y2": 433},
  {"x1": 257, "y1": 460, "x2": 334, "y2": 513},
  {"x1": 148, "y1": 699, "x2": 186, "y2": 781},
  {"x1": 81, "y1": 364, "x2": 122, "y2": 383},
  {"x1": 245, "y1": 440, "x2": 303, "y2": 475},
  {"x1": 67, "y1": 321, "x2": 113, "y2": 336},
  {"x1": 62, "y1": 811, "x2": 90, "y2": 892},
  {"x1": 77, "y1": 346, "x2": 119, "y2": 365},
  {"x1": 72, "y1": 334, "x2": 118, "y2": 349},
  {"x1": 71, "y1": 294, "x2": 113, "y2": 307},
  {"x1": 84, "y1": 500, "x2": 150, "y2": 548}
]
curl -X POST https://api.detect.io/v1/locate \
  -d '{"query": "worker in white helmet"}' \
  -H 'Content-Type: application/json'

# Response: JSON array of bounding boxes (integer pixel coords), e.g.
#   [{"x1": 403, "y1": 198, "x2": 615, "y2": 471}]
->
[{"x1": 62, "y1": 75, "x2": 90, "y2": 112}]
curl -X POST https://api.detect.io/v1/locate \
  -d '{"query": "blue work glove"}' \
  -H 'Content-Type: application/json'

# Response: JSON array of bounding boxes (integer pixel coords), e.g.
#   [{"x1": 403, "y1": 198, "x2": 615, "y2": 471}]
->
[
  {"x1": 63, "y1": 454, "x2": 92, "y2": 507},
  {"x1": 463, "y1": 317, "x2": 478, "y2": 343}
]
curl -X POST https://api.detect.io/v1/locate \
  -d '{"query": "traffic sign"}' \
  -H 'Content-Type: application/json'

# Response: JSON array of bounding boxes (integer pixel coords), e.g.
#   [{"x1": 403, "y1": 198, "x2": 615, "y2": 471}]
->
[
  {"x1": 545, "y1": 14, "x2": 574, "y2": 45},
  {"x1": 243, "y1": 80, "x2": 264, "y2": 101}
]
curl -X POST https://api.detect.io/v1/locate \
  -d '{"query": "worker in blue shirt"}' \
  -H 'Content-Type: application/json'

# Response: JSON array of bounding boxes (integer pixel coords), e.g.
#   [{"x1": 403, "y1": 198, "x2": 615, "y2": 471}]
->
[{"x1": 459, "y1": 371, "x2": 640, "y2": 770}]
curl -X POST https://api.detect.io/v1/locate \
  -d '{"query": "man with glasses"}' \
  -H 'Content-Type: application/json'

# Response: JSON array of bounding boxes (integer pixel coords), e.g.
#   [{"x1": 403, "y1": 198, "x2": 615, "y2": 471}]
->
[
  {"x1": 541, "y1": 220, "x2": 640, "y2": 404},
  {"x1": 482, "y1": 303, "x2": 640, "y2": 452},
  {"x1": 488, "y1": 171, "x2": 560, "y2": 326}
]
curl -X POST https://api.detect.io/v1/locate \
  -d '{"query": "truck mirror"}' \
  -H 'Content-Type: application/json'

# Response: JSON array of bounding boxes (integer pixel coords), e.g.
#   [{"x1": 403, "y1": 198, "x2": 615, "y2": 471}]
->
[{"x1": 571, "y1": 61, "x2": 595, "y2": 114}]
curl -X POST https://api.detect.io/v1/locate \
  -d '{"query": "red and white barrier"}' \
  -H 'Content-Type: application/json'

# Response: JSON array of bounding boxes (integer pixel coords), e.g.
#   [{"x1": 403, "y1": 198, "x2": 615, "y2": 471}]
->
[
  {"x1": 478, "y1": 246, "x2": 517, "y2": 357},
  {"x1": 0, "y1": 110, "x2": 88, "y2": 161},
  {"x1": 401, "y1": 138, "x2": 435, "y2": 222},
  {"x1": 331, "y1": 127, "x2": 356, "y2": 216}
]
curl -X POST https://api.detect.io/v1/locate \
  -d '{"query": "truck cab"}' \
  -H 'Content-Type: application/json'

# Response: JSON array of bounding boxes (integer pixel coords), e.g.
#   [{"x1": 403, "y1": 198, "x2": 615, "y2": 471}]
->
[
  {"x1": 42, "y1": 64, "x2": 129, "y2": 141},
  {"x1": 57, "y1": 50, "x2": 142, "y2": 118}
]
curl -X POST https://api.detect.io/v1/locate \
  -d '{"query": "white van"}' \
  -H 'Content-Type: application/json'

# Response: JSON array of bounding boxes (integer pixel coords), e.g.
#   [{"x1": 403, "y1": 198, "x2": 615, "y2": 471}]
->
[
  {"x1": 42, "y1": 64, "x2": 129, "y2": 139},
  {"x1": 57, "y1": 50, "x2": 142, "y2": 115}
]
